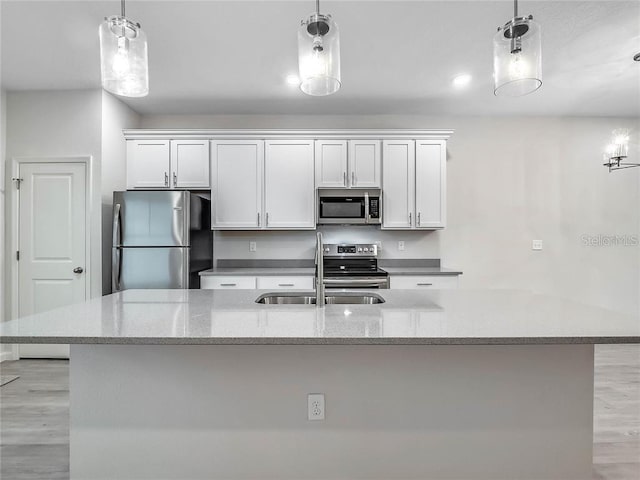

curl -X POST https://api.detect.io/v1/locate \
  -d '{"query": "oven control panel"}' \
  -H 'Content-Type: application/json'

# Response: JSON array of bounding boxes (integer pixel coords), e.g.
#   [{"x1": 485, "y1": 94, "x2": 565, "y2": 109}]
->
[{"x1": 323, "y1": 244, "x2": 378, "y2": 257}]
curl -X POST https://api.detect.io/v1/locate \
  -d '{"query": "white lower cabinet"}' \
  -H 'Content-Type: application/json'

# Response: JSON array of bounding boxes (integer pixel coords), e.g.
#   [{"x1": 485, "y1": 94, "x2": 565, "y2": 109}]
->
[
  {"x1": 389, "y1": 275, "x2": 459, "y2": 289},
  {"x1": 201, "y1": 275, "x2": 313, "y2": 290},
  {"x1": 201, "y1": 276, "x2": 257, "y2": 290},
  {"x1": 256, "y1": 276, "x2": 314, "y2": 290}
]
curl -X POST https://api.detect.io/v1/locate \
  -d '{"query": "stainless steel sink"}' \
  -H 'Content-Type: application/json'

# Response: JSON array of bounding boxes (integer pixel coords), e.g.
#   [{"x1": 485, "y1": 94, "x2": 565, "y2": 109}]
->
[{"x1": 255, "y1": 292, "x2": 385, "y2": 305}]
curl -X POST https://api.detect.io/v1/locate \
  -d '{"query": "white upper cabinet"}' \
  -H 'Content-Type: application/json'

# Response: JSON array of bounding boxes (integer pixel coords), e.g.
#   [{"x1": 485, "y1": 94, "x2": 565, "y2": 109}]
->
[
  {"x1": 315, "y1": 140, "x2": 348, "y2": 188},
  {"x1": 349, "y1": 140, "x2": 381, "y2": 188},
  {"x1": 211, "y1": 139, "x2": 315, "y2": 230},
  {"x1": 126, "y1": 140, "x2": 171, "y2": 189},
  {"x1": 211, "y1": 140, "x2": 263, "y2": 229},
  {"x1": 264, "y1": 140, "x2": 316, "y2": 230},
  {"x1": 127, "y1": 139, "x2": 210, "y2": 189},
  {"x1": 315, "y1": 140, "x2": 381, "y2": 188},
  {"x1": 171, "y1": 140, "x2": 210, "y2": 189},
  {"x1": 382, "y1": 140, "x2": 415, "y2": 229},
  {"x1": 415, "y1": 140, "x2": 446, "y2": 228},
  {"x1": 382, "y1": 139, "x2": 446, "y2": 230}
]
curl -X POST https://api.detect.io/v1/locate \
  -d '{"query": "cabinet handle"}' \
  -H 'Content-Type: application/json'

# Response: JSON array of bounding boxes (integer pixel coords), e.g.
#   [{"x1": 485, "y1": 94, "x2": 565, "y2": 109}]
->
[
  {"x1": 173, "y1": 172, "x2": 177, "y2": 188},
  {"x1": 219, "y1": 283, "x2": 237, "y2": 287},
  {"x1": 164, "y1": 172, "x2": 169, "y2": 187},
  {"x1": 257, "y1": 212, "x2": 261, "y2": 226},
  {"x1": 417, "y1": 212, "x2": 421, "y2": 226},
  {"x1": 409, "y1": 212, "x2": 412, "y2": 225},
  {"x1": 343, "y1": 172, "x2": 347, "y2": 186},
  {"x1": 416, "y1": 283, "x2": 433, "y2": 286},
  {"x1": 266, "y1": 212, "x2": 269, "y2": 226},
  {"x1": 352, "y1": 172, "x2": 355, "y2": 185},
  {"x1": 278, "y1": 283, "x2": 295, "y2": 287}
]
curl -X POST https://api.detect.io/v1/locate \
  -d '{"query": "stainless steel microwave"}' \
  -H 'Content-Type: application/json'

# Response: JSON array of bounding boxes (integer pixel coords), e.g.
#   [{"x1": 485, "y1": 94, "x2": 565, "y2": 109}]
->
[{"x1": 317, "y1": 189, "x2": 382, "y2": 225}]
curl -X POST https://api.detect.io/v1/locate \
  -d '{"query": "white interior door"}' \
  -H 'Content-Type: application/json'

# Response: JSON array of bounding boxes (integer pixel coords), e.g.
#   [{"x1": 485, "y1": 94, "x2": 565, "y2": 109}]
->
[{"x1": 18, "y1": 162, "x2": 88, "y2": 358}]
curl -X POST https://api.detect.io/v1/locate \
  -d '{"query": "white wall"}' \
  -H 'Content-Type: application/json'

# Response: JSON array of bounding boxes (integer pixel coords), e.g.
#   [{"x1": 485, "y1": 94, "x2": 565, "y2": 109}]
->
[
  {"x1": 100, "y1": 91, "x2": 141, "y2": 294},
  {"x1": 5, "y1": 90, "x2": 104, "y2": 324},
  {"x1": 143, "y1": 114, "x2": 640, "y2": 316},
  {"x1": 0, "y1": 88, "x2": 12, "y2": 361}
]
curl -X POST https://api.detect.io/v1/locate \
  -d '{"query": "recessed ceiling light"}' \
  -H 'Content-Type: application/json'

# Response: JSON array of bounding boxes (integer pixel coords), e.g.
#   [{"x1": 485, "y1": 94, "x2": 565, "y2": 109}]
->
[
  {"x1": 452, "y1": 74, "x2": 472, "y2": 88},
  {"x1": 286, "y1": 74, "x2": 300, "y2": 85}
]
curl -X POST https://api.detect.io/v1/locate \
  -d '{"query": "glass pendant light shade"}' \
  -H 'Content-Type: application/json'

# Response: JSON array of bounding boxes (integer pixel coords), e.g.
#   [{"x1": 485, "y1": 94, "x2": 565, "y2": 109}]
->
[
  {"x1": 298, "y1": 13, "x2": 341, "y2": 96},
  {"x1": 493, "y1": 16, "x2": 542, "y2": 96},
  {"x1": 99, "y1": 15, "x2": 149, "y2": 97}
]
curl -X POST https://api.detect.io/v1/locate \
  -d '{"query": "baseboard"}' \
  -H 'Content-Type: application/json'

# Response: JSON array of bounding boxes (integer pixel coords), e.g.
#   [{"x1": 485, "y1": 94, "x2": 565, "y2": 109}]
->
[{"x1": 0, "y1": 349, "x2": 18, "y2": 362}]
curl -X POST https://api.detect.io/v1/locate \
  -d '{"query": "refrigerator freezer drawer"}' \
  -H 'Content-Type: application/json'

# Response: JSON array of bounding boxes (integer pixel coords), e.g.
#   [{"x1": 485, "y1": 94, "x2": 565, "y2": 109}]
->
[{"x1": 113, "y1": 247, "x2": 189, "y2": 291}]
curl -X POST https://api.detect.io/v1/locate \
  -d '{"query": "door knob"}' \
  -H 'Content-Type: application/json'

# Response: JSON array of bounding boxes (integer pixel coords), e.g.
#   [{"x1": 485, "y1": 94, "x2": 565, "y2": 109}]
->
[{"x1": 73, "y1": 267, "x2": 84, "y2": 274}]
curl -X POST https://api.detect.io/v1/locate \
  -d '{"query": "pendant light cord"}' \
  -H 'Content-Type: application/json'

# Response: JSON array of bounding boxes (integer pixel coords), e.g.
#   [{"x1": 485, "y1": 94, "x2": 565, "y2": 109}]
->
[
  {"x1": 513, "y1": 0, "x2": 518, "y2": 18},
  {"x1": 121, "y1": 0, "x2": 126, "y2": 18},
  {"x1": 316, "y1": 0, "x2": 320, "y2": 15}
]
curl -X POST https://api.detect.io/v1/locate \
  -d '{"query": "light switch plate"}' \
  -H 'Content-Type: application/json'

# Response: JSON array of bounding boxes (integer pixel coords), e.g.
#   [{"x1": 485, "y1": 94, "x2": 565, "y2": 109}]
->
[
  {"x1": 398, "y1": 241, "x2": 405, "y2": 251},
  {"x1": 532, "y1": 240, "x2": 543, "y2": 251}
]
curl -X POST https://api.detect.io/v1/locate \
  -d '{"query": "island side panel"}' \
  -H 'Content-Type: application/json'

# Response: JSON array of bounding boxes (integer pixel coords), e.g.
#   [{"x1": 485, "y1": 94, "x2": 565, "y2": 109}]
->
[{"x1": 70, "y1": 344, "x2": 594, "y2": 480}]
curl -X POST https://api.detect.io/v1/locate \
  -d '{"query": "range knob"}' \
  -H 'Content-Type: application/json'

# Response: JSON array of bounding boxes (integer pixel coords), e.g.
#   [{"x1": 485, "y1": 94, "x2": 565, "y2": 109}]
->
[
  {"x1": 324, "y1": 247, "x2": 330, "y2": 253},
  {"x1": 358, "y1": 247, "x2": 363, "y2": 252},
  {"x1": 364, "y1": 247, "x2": 369, "y2": 252}
]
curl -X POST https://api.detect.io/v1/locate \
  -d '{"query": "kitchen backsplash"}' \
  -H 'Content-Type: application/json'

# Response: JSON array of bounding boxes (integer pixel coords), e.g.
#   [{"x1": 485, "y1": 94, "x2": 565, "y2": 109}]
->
[{"x1": 213, "y1": 226, "x2": 440, "y2": 261}]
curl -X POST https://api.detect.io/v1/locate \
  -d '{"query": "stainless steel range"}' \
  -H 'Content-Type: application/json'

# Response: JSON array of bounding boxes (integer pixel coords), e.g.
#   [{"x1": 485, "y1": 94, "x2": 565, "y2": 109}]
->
[{"x1": 322, "y1": 243, "x2": 389, "y2": 289}]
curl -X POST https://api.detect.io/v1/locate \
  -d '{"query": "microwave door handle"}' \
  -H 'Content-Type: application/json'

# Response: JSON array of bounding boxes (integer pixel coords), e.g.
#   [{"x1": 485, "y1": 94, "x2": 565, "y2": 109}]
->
[{"x1": 364, "y1": 191, "x2": 370, "y2": 223}]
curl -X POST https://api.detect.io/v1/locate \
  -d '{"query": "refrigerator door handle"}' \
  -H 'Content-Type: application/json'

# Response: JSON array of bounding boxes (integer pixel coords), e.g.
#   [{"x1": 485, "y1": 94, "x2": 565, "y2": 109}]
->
[
  {"x1": 112, "y1": 203, "x2": 122, "y2": 247},
  {"x1": 112, "y1": 247, "x2": 122, "y2": 292}
]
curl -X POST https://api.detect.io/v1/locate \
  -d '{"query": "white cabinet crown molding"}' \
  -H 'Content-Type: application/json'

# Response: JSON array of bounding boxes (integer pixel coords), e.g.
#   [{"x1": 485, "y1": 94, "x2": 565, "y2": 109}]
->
[{"x1": 123, "y1": 129, "x2": 454, "y2": 140}]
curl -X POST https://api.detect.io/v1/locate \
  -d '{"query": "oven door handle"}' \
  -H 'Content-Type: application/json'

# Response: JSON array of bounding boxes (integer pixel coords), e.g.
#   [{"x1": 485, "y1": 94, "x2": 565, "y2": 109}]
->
[{"x1": 323, "y1": 277, "x2": 389, "y2": 287}]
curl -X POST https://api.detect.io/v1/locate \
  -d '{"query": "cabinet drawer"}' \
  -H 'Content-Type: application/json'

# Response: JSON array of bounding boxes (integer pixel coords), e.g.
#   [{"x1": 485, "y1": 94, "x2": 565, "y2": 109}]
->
[
  {"x1": 390, "y1": 275, "x2": 458, "y2": 289},
  {"x1": 201, "y1": 276, "x2": 257, "y2": 289},
  {"x1": 256, "y1": 276, "x2": 314, "y2": 290}
]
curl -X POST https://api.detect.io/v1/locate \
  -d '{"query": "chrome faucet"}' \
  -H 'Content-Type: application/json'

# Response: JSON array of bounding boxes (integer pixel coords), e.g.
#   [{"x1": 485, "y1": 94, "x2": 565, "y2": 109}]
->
[{"x1": 315, "y1": 232, "x2": 325, "y2": 306}]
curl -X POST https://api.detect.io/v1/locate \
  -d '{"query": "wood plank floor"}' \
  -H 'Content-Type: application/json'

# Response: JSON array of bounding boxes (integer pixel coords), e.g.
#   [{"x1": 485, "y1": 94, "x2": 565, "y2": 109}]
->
[{"x1": 1, "y1": 345, "x2": 639, "y2": 479}]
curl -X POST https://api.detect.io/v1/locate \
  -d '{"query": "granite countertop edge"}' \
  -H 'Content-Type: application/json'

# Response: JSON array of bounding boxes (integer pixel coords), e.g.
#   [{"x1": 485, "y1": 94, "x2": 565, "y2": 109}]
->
[
  {"x1": 199, "y1": 267, "x2": 463, "y2": 276},
  {"x1": 2, "y1": 335, "x2": 638, "y2": 346}
]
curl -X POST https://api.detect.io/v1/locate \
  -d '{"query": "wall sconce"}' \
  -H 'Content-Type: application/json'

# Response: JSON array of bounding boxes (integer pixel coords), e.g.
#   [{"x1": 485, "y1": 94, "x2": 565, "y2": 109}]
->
[{"x1": 603, "y1": 129, "x2": 638, "y2": 172}]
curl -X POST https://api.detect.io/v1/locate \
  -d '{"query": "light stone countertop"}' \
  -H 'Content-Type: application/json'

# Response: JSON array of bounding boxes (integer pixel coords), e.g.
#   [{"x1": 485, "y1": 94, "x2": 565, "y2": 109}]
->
[
  {"x1": 1, "y1": 289, "x2": 638, "y2": 346},
  {"x1": 199, "y1": 268, "x2": 315, "y2": 276},
  {"x1": 381, "y1": 267, "x2": 462, "y2": 276},
  {"x1": 199, "y1": 267, "x2": 462, "y2": 276}
]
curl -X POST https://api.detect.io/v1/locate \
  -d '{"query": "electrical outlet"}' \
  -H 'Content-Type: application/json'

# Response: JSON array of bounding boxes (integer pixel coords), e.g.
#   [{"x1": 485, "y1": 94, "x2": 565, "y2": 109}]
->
[
  {"x1": 375, "y1": 241, "x2": 382, "y2": 250},
  {"x1": 398, "y1": 241, "x2": 405, "y2": 251},
  {"x1": 308, "y1": 393, "x2": 325, "y2": 421},
  {"x1": 249, "y1": 241, "x2": 257, "y2": 252},
  {"x1": 532, "y1": 240, "x2": 543, "y2": 251}
]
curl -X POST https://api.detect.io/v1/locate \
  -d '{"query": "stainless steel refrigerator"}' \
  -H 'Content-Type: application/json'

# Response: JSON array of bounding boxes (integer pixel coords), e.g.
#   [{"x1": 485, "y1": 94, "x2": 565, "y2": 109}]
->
[{"x1": 112, "y1": 191, "x2": 212, "y2": 291}]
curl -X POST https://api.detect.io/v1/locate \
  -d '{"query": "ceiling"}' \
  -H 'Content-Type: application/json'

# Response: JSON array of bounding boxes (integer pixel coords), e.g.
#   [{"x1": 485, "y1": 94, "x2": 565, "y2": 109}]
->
[{"x1": 2, "y1": 0, "x2": 639, "y2": 116}]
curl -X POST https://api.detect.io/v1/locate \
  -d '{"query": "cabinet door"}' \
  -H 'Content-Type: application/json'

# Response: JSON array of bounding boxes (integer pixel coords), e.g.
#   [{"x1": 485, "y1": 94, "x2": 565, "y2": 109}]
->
[
  {"x1": 171, "y1": 140, "x2": 210, "y2": 189},
  {"x1": 126, "y1": 140, "x2": 171, "y2": 189},
  {"x1": 315, "y1": 140, "x2": 347, "y2": 188},
  {"x1": 264, "y1": 140, "x2": 316, "y2": 229},
  {"x1": 415, "y1": 140, "x2": 446, "y2": 229},
  {"x1": 349, "y1": 140, "x2": 381, "y2": 188},
  {"x1": 211, "y1": 140, "x2": 263, "y2": 229},
  {"x1": 382, "y1": 140, "x2": 415, "y2": 229}
]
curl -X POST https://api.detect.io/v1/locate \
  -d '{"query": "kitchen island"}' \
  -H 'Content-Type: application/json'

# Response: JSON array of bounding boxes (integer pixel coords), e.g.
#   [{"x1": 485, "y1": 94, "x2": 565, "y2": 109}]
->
[{"x1": 2, "y1": 289, "x2": 639, "y2": 480}]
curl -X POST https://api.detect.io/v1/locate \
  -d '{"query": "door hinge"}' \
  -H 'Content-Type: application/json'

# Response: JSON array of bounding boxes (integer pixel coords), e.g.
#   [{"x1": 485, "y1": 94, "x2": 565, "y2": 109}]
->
[
  {"x1": 11, "y1": 178, "x2": 24, "y2": 190},
  {"x1": 16, "y1": 251, "x2": 20, "y2": 261}
]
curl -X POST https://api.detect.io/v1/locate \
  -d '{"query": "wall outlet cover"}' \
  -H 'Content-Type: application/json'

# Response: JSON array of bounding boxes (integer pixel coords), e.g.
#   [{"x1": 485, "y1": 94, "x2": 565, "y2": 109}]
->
[
  {"x1": 398, "y1": 241, "x2": 405, "y2": 251},
  {"x1": 249, "y1": 241, "x2": 257, "y2": 252},
  {"x1": 308, "y1": 393, "x2": 325, "y2": 421},
  {"x1": 532, "y1": 240, "x2": 543, "y2": 251}
]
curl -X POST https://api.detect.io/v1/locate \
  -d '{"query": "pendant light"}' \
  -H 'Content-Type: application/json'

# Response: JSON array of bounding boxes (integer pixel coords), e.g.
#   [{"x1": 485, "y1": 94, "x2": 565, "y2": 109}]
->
[
  {"x1": 493, "y1": 0, "x2": 542, "y2": 96},
  {"x1": 298, "y1": 0, "x2": 341, "y2": 96},
  {"x1": 99, "y1": 0, "x2": 149, "y2": 97}
]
